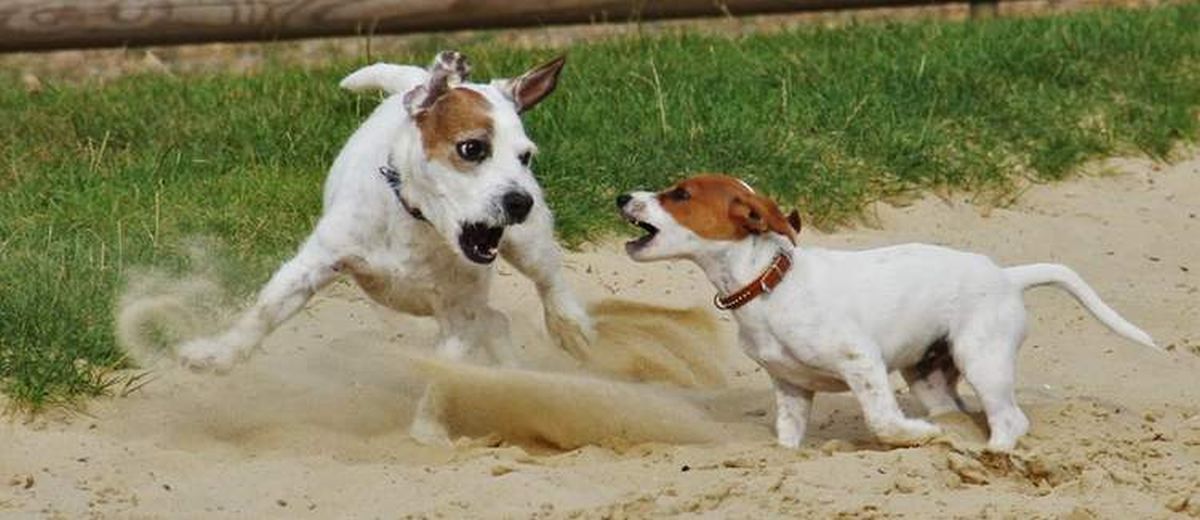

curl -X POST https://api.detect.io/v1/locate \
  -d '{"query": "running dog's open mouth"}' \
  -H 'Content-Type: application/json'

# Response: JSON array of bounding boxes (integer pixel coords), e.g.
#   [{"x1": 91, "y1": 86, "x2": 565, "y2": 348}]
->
[
  {"x1": 623, "y1": 217, "x2": 659, "y2": 254},
  {"x1": 459, "y1": 223, "x2": 504, "y2": 264}
]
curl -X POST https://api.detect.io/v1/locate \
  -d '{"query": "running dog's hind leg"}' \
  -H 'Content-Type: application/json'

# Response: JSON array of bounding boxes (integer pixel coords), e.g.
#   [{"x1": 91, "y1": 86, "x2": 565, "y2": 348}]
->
[
  {"x1": 177, "y1": 236, "x2": 342, "y2": 372},
  {"x1": 432, "y1": 300, "x2": 518, "y2": 367},
  {"x1": 500, "y1": 202, "x2": 594, "y2": 359},
  {"x1": 901, "y1": 338, "x2": 969, "y2": 417}
]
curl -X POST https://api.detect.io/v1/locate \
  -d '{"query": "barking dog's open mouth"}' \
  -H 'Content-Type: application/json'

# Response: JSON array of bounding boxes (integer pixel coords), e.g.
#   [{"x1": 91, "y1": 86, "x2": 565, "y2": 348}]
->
[
  {"x1": 623, "y1": 216, "x2": 659, "y2": 255},
  {"x1": 459, "y1": 223, "x2": 505, "y2": 264}
]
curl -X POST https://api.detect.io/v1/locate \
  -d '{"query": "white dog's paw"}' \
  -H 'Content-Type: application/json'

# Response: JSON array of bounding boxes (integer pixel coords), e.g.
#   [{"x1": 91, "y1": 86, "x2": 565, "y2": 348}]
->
[
  {"x1": 876, "y1": 418, "x2": 943, "y2": 446},
  {"x1": 545, "y1": 307, "x2": 594, "y2": 361},
  {"x1": 177, "y1": 337, "x2": 239, "y2": 374},
  {"x1": 543, "y1": 292, "x2": 595, "y2": 360}
]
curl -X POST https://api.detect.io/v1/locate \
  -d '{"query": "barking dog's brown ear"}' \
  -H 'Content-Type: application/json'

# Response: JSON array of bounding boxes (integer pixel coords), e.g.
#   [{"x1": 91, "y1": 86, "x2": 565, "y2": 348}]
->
[
  {"x1": 729, "y1": 195, "x2": 798, "y2": 245},
  {"x1": 404, "y1": 51, "x2": 471, "y2": 116},
  {"x1": 786, "y1": 210, "x2": 802, "y2": 234},
  {"x1": 498, "y1": 55, "x2": 566, "y2": 113}
]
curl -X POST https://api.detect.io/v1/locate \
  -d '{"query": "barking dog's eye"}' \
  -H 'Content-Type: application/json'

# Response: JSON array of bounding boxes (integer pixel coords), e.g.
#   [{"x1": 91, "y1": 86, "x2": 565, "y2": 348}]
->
[
  {"x1": 456, "y1": 139, "x2": 490, "y2": 163},
  {"x1": 667, "y1": 187, "x2": 691, "y2": 202},
  {"x1": 518, "y1": 151, "x2": 533, "y2": 167}
]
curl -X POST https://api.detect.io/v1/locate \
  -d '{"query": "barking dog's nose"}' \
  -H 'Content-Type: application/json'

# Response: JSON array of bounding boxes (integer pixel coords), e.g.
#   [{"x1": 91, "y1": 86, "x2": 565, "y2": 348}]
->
[
  {"x1": 616, "y1": 194, "x2": 632, "y2": 208},
  {"x1": 502, "y1": 190, "x2": 534, "y2": 223}
]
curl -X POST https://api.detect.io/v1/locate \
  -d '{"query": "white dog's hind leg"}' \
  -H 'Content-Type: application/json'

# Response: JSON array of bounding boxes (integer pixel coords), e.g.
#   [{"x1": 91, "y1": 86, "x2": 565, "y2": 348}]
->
[
  {"x1": 958, "y1": 344, "x2": 1028, "y2": 452},
  {"x1": 839, "y1": 346, "x2": 942, "y2": 446},
  {"x1": 478, "y1": 306, "x2": 519, "y2": 367},
  {"x1": 409, "y1": 382, "x2": 453, "y2": 446},
  {"x1": 901, "y1": 366, "x2": 966, "y2": 417},
  {"x1": 500, "y1": 203, "x2": 594, "y2": 359},
  {"x1": 772, "y1": 378, "x2": 814, "y2": 449},
  {"x1": 955, "y1": 301, "x2": 1030, "y2": 452},
  {"x1": 433, "y1": 302, "x2": 518, "y2": 367},
  {"x1": 177, "y1": 238, "x2": 340, "y2": 372}
]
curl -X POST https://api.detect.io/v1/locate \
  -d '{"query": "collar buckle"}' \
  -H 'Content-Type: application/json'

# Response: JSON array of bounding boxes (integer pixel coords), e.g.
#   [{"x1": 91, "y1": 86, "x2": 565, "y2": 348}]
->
[{"x1": 713, "y1": 251, "x2": 792, "y2": 311}]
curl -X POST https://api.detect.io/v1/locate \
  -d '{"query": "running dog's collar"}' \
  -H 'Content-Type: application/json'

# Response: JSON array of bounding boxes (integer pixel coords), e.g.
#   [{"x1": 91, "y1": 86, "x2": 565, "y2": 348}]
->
[
  {"x1": 714, "y1": 252, "x2": 792, "y2": 311},
  {"x1": 379, "y1": 166, "x2": 427, "y2": 222}
]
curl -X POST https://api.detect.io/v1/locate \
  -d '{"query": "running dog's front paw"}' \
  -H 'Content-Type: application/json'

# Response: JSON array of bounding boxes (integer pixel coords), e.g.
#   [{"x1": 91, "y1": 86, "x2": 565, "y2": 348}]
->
[
  {"x1": 544, "y1": 299, "x2": 594, "y2": 360},
  {"x1": 177, "y1": 337, "x2": 238, "y2": 374},
  {"x1": 875, "y1": 418, "x2": 943, "y2": 447}
]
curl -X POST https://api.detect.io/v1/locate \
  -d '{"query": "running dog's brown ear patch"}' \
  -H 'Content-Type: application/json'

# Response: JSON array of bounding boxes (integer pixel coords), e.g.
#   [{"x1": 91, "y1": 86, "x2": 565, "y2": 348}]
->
[
  {"x1": 500, "y1": 55, "x2": 566, "y2": 114},
  {"x1": 414, "y1": 88, "x2": 494, "y2": 172},
  {"x1": 404, "y1": 51, "x2": 495, "y2": 172}
]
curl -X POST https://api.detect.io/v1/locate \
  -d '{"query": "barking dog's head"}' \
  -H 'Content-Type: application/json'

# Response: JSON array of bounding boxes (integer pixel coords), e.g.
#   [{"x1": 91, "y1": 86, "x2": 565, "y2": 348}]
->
[
  {"x1": 616, "y1": 174, "x2": 800, "y2": 262},
  {"x1": 389, "y1": 51, "x2": 565, "y2": 264}
]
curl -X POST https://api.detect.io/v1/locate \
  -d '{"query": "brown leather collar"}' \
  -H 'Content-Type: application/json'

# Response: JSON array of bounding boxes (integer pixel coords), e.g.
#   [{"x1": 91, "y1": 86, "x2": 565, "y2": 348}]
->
[{"x1": 713, "y1": 252, "x2": 792, "y2": 311}]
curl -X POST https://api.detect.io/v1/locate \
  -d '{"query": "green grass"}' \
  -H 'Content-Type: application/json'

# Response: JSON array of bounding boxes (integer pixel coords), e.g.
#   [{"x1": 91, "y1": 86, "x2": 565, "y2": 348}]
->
[{"x1": 3, "y1": 4, "x2": 1200, "y2": 410}]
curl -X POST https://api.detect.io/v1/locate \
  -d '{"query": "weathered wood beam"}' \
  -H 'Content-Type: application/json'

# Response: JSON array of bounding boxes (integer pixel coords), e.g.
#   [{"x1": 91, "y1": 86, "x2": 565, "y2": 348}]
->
[{"x1": 0, "y1": 0, "x2": 949, "y2": 53}]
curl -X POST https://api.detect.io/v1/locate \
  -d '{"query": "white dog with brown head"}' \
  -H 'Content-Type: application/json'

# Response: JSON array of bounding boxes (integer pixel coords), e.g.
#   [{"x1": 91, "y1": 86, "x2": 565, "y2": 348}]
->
[
  {"x1": 618, "y1": 174, "x2": 1155, "y2": 451},
  {"x1": 177, "y1": 51, "x2": 593, "y2": 371}
]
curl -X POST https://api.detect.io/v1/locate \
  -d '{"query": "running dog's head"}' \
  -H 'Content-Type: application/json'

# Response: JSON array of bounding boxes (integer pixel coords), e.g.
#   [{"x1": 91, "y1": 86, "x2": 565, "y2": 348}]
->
[
  {"x1": 383, "y1": 51, "x2": 565, "y2": 264},
  {"x1": 616, "y1": 174, "x2": 801, "y2": 262}
]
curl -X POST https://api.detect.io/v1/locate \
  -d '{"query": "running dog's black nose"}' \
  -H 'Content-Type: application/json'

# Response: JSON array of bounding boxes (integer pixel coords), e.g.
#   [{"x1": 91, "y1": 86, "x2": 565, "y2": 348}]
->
[
  {"x1": 502, "y1": 190, "x2": 534, "y2": 223},
  {"x1": 616, "y1": 194, "x2": 632, "y2": 208}
]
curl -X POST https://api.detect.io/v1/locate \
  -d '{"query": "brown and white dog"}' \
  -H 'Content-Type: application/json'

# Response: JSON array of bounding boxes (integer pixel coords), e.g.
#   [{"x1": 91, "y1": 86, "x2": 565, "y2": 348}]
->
[
  {"x1": 177, "y1": 51, "x2": 593, "y2": 372},
  {"x1": 617, "y1": 174, "x2": 1156, "y2": 451}
]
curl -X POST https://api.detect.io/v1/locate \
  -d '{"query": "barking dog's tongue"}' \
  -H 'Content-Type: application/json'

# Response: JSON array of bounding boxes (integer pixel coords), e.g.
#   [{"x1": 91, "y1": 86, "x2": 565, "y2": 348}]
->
[{"x1": 459, "y1": 223, "x2": 504, "y2": 264}]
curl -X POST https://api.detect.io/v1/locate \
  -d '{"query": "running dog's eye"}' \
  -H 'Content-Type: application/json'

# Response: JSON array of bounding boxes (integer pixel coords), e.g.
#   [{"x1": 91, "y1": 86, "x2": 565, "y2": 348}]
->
[
  {"x1": 518, "y1": 151, "x2": 533, "y2": 167},
  {"x1": 455, "y1": 139, "x2": 490, "y2": 162},
  {"x1": 667, "y1": 187, "x2": 690, "y2": 201}
]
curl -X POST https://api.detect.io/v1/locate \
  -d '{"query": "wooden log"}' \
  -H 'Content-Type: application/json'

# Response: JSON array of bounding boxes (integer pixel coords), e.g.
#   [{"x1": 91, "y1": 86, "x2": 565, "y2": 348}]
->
[{"x1": 0, "y1": 0, "x2": 948, "y2": 53}]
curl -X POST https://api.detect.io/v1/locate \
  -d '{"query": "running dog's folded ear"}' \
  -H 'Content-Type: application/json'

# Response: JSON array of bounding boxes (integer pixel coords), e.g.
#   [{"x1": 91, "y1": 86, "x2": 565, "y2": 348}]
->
[
  {"x1": 404, "y1": 51, "x2": 472, "y2": 116},
  {"x1": 729, "y1": 195, "x2": 799, "y2": 245},
  {"x1": 786, "y1": 210, "x2": 803, "y2": 234},
  {"x1": 495, "y1": 55, "x2": 566, "y2": 114}
]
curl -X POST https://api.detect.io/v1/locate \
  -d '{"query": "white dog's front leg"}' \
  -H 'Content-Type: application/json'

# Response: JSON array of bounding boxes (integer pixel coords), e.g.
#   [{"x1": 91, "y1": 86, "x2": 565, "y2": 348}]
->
[
  {"x1": 839, "y1": 347, "x2": 942, "y2": 446},
  {"x1": 772, "y1": 378, "x2": 814, "y2": 449},
  {"x1": 178, "y1": 238, "x2": 340, "y2": 372},
  {"x1": 500, "y1": 203, "x2": 594, "y2": 359}
]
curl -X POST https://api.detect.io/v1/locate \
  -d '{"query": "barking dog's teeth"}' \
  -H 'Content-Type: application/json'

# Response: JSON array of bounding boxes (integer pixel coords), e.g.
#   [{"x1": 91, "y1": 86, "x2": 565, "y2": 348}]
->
[
  {"x1": 459, "y1": 223, "x2": 505, "y2": 264},
  {"x1": 622, "y1": 215, "x2": 659, "y2": 254}
]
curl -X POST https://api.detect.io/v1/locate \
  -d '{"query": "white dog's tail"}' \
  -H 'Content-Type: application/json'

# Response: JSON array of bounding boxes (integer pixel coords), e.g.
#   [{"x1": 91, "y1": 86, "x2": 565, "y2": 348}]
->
[
  {"x1": 339, "y1": 63, "x2": 429, "y2": 95},
  {"x1": 1005, "y1": 263, "x2": 1157, "y2": 349}
]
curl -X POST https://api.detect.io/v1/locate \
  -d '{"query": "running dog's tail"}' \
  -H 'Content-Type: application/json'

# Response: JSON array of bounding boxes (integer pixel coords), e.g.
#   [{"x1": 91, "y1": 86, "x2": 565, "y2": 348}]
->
[
  {"x1": 1004, "y1": 263, "x2": 1157, "y2": 349},
  {"x1": 339, "y1": 63, "x2": 429, "y2": 96}
]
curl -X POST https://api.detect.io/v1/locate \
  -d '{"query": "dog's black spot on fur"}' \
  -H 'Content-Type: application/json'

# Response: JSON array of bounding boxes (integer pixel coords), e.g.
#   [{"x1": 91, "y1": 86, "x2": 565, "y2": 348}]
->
[{"x1": 913, "y1": 337, "x2": 954, "y2": 380}]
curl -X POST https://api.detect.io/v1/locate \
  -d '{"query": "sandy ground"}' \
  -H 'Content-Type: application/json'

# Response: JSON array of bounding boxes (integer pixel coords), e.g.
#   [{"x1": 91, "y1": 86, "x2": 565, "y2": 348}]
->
[{"x1": 3, "y1": 152, "x2": 1200, "y2": 518}]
